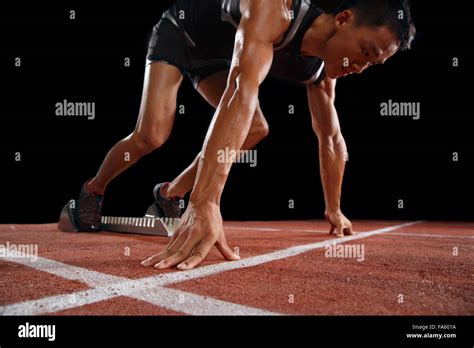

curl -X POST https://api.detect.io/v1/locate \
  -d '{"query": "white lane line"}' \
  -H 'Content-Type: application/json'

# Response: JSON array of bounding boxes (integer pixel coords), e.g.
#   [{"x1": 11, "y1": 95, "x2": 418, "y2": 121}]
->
[
  {"x1": 418, "y1": 223, "x2": 474, "y2": 228},
  {"x1": 226, "y1": 226, "x2": 327, "y2": 233},
  {"x1": 0, "y1": 251, "x2": 277, "y2": 316},
  {"x1": 224, "y1": 222, "x2": 426, "y2": 235},
  {"x1": 124, "y1": 287, "x2": 277, "y2": 316},
  {"x1": 0, "y1": 282, "x2": 275, "y2": 316},
  {"x1": 225, "y1": 221, "x2": 407, "y2": 230},
  {"x1": 226, "y1": 225, "x2": 473, "y2": 239},
  {"x1": 149, "y1": 221, "x2": 423, "y2": 286},
  {"x1": 0, "y1": 221, "x2": 421, "y2": 315},
  {"x1": 0, "y1": 288, "x2": 114, "y2": 316},
  {"x1": 0, "y1": 253, "x2": 123, "y2": 286},
  {"x1": 385, "y1": 232, "x2": 474, "y2": 239}
]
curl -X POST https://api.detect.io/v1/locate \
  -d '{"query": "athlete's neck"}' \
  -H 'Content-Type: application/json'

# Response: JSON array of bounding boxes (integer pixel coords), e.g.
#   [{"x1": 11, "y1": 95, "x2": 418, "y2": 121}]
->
[{"x1": 301, "y1": 13, "x2": 334, "y2": 58}]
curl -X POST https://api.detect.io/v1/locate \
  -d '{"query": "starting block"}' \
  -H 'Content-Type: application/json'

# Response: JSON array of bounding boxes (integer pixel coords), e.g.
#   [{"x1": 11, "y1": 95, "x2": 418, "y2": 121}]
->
[{"x1": 58, "y1": 200, "x2": 179, "y2": 237}]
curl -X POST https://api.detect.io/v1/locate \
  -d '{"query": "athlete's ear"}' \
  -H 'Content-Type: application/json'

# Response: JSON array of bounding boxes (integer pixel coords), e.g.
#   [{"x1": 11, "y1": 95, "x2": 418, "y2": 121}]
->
[{"x1": 334, "y1": 10, "x2": 354, "y2": 30}]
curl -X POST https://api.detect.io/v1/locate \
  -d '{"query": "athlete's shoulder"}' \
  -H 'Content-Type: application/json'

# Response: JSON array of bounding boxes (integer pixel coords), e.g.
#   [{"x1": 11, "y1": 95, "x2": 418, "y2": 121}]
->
[
  {"x1": 308, "y1": 74, "x2": 336, "y2": 97},
  {"x1": 241, "y1": 0, "x2": 292, "y2": 42}
]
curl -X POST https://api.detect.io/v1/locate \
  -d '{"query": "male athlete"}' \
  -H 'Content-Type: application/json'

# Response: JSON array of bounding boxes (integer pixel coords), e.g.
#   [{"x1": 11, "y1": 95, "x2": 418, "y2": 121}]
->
[{"x1": 72, "y1": 0, "x2": 416, "y2": 270}]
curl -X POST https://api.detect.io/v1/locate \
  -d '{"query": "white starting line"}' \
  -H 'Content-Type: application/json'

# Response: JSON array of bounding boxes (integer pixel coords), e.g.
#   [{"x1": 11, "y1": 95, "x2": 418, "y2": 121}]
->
[
  {"x1": 225, "y1": 225, "x2": 474, "y2": 239},
  {"x1": 385, "y1": 232, "x2": 474, "y2": 239},
  {"x1": 0, "y1": 221, "x2": 422, "y2": 316}
]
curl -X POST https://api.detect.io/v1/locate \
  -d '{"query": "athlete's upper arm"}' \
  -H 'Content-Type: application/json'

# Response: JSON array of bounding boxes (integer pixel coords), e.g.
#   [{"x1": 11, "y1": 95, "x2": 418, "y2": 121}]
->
[
  {"x1": 228, "y1": 0, "x2": 290, "y2": 90},
  {"x1": 306, "y1": 76, "x2": 341, "y2": 138}
]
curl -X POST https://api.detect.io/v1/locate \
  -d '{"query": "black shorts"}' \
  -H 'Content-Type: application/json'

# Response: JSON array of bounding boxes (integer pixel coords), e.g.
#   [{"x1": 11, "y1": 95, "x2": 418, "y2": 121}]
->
[{"x1": 147, "y1": 12, "x2": 231, "y2": 89}]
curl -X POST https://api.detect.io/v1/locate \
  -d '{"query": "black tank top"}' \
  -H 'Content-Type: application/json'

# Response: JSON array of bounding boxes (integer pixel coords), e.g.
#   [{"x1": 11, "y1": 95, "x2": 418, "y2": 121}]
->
[{"x1": 169, "y1": 0, "x2": 325, "y2": 85}]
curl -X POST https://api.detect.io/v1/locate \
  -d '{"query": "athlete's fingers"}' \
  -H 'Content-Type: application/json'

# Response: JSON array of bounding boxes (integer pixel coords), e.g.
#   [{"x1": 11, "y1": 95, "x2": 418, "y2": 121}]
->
[
  {"x1": 165, "y1": 229, "x2": 181, "y2": 247},
  {"x1": 327, "y1": 215, "x2": 336, "y2": 235},
  {"x1": 141, "y1": 248, "x2": 173, "y2": 267},
  {"x1": 335, "y1": 224, "x2": 344, "y2": 238},
  {"x1": 154, "y1": 232, "x2": 201, "y2": 269},
  {"x1": 177, "y1": 236, "x2": 216, "y2": 271},
  {"x1": 166, "y1": 228, "x2": 191, "y2": 252},
  {"x1": 344, "y1": 222, "x2": 355, "y2": 236},
  {"x1": 215, "y1": 233, "x2": 241, "y2": 261},
  {"x1": 141, "y1": 228, "x2": 189, "y2": 267},
  {"x1": 162, "y1": 211, "x2": 194, "y2": 249},
  {"x1": 154, "y1": 249, "x2": 188, "y2": 269}
]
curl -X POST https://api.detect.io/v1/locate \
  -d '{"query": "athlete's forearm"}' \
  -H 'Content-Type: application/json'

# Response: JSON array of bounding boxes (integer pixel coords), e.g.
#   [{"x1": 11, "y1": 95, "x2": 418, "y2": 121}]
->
[
  {"x1": 190, "y1": 74, "x2": 259, "y2": 205},
  {"x1": 188, "y1": 0, "x2": 283, "y2": 206},
  {"x1": 319, "y1": 134, "x2": 347, "y2": 213},
  {"x1": 306, "y1": 79, "x2": 346, "y2": 214}
]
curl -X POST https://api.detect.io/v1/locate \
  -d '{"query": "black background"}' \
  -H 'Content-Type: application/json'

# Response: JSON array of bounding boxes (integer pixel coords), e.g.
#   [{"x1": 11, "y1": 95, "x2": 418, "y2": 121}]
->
[
  {"x1": 1, "y1": 0, "x2": 473, "y2": 224},
  {"x1": 0, "y1": 315, "x2": 472, "y2": 346}
]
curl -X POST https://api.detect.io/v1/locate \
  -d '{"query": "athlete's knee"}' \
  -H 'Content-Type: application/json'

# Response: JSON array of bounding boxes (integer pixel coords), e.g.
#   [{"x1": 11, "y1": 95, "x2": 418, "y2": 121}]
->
[
  {"x1": 252, "y1": 107, "x2": 270, "y2": 140},
  {"x1": 131, "y1": 128, "x2": 170, "y2": 154},
  {"x1": 256, "y1": 120, "x2": 270, "y2": 139},
  {"x1": 253, "y1": 123, "x2": 269, "y2": 141}
]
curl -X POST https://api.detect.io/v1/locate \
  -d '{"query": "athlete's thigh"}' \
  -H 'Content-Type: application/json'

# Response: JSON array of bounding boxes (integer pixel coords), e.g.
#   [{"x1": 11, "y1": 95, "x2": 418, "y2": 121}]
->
[
  {"x1": 135, "y1": 61, "x2": 184, "y2": 137},
  {"x1": 197, "y1": 69, "x2": 266, "y2": 127},
  {"x1": 196, "y1": 69, "x2": 229, "y2": 109}
]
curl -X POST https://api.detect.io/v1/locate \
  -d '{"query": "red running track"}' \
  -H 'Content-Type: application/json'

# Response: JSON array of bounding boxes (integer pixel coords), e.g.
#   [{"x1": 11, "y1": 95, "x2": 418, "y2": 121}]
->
[{"x1": 0, "y1": 220, "x2": 472, "y2": 315}]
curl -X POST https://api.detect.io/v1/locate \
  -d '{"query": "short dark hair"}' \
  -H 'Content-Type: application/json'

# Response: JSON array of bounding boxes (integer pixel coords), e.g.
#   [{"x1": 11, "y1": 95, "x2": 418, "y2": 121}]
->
[{"x1": 332, "y1": 0, "x2": 416, "y2": 51}]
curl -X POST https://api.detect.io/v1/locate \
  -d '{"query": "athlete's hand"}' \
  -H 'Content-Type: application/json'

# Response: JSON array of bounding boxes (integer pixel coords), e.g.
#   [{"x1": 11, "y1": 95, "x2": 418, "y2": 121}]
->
[
  {"x1": 141, "y1": 201, "x2": 240, "y2": 271},
  {"x1": 325, "y1": 210, "x2": 354, "y2": 238}
]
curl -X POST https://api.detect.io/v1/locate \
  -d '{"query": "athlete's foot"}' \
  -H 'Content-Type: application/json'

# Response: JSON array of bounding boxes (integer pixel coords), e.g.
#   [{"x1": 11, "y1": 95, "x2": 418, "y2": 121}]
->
[
  {"x1": 85, "y1": 178, "x2": 105, "y2": 196},
  {"x1": 152, "y1": 182, "x2": 184, "y2": 218},
  {"x1": 75, "y1": 180, "x2": 104, "y2": 232},
  {"x1": 164, "y1": 182, "x2": 187, "y2": 199}
]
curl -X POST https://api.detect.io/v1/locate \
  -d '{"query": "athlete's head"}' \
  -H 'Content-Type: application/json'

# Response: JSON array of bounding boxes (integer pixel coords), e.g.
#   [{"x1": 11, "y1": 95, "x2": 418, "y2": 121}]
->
[{"x1": 321, "y1": 0, "x2": 416, "y2": 79}]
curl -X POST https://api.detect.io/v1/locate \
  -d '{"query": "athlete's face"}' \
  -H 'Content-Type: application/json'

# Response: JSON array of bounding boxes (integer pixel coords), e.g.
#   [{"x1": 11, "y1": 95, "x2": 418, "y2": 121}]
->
[{"x1": 323, "y1": 10, "x2": 400, "y2": 79}]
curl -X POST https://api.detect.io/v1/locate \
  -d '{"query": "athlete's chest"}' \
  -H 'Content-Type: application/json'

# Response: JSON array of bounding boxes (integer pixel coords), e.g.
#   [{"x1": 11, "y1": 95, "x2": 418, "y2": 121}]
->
[{"x1": 268, "y1": 44, "x2": 323, "y2": 84}]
